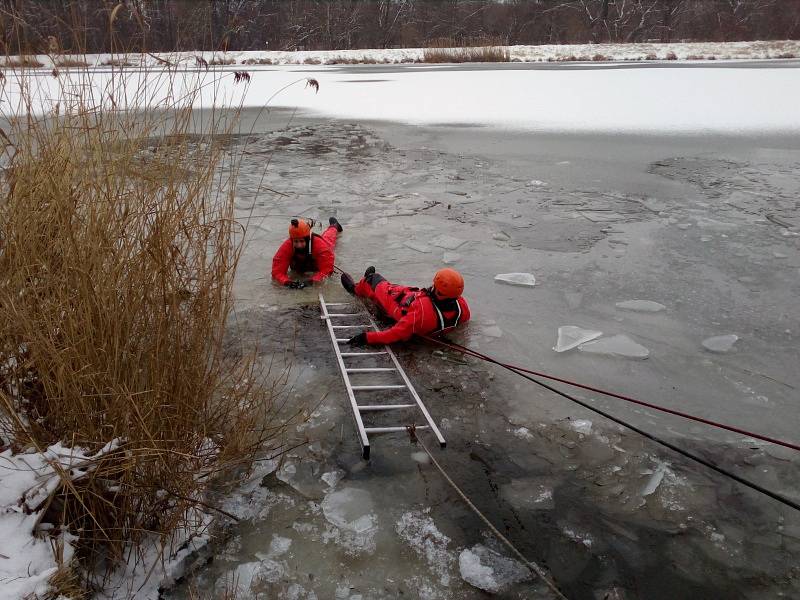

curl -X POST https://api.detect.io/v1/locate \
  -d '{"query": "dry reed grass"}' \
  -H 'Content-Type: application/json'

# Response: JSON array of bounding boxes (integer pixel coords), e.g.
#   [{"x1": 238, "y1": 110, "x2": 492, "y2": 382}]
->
[
  {"x1": 54, "y1": 57, "x2": 89, "y2": 67},
  {"x1": 3, "y1": 55, "x2": 43, "y2": 68},
  {"x1": 0, "y1": 60, "x2": 292, "y2": 593},
  {"x1": 423, "y1": 36, "x2": 510, "y2": 63}
]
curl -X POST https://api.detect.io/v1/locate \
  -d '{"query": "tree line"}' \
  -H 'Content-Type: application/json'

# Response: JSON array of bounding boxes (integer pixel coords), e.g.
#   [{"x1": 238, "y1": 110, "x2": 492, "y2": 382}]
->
[{"x1": 1, "y1": 0, "x2": 797, "y2": 55}]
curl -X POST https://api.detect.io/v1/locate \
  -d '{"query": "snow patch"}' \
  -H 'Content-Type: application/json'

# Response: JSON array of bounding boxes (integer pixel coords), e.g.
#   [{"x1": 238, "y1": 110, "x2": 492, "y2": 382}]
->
[{"x1": 396, "y1": 510, "x2": 455, "y2": 586}]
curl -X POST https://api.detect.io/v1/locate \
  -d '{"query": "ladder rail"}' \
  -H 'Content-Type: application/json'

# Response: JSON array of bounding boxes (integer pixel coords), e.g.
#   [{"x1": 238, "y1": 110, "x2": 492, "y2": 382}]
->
[
  {"x1": 319, "y1": 294, "x2": 371, "y2": 455},
  {"x1": 320, "y1": 294, "x2": 447, "y2": 457}
]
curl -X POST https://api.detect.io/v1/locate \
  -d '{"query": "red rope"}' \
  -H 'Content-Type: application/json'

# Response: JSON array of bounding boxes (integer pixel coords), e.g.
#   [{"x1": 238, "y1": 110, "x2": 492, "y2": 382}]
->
[{"x1": 422, "y1": 336, "x2": 800, "y2": 453}]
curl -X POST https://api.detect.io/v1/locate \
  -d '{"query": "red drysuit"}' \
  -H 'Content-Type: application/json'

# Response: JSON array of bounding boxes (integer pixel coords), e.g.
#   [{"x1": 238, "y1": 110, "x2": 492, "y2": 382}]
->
[
  {"x1": 271, "y1": 226, "x2": 338, "y2": 285},
  {"x1": 354, "y1": 277, "x2": 470, "y2": 345}
]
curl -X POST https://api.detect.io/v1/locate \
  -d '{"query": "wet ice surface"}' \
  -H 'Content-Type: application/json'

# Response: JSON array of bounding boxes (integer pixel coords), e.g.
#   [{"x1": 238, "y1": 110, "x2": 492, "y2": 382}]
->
[
  {"x1": 578, "y1": 334, "x2": 651, "y2": 359},
  {"x1": 169, "y1": 115, "x2": 800, "y2": 599}
]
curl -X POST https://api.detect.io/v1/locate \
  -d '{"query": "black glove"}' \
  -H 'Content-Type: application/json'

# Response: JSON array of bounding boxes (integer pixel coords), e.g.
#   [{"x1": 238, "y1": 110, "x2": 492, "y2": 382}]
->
[
  {"x1": 347, "y1": 331, "x2": 368, "y2": 345},
  {"x1": 285, "y1": 280, "x2": 305, "y2": 289}
]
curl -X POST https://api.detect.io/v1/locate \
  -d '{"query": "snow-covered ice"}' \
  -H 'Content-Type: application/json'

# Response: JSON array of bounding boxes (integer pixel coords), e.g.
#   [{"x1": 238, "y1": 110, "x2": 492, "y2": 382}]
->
[
  {"x1": 702, "y1": 334, "x2": 739, "y2": 353},
  {"x1": 578, "y1": 335, "x2": 650, "y2": 359},
  {"x1": 458, "y1": 544, "x2": 530, "y2": 594},
  {"x1": 553, "y1": 325, "x2": 603, "y2": 352},
  {"x1": 494, "y1": 273, "x2": 536, "y2": 287},
  {"x1": 442, "y1": 251, "x2": 462, "y2": 264},
  {"x1": 615, "y1": 300, "x2": 666, "y2": 313}
]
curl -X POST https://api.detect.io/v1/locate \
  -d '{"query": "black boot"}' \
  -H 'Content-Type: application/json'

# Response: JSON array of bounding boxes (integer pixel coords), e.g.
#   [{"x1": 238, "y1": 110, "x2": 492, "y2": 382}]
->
[
  {"x1": 341, "y1": 272, "x2": 356, "y2": 295},
  {"x1": 329, "y1": 216, "x2": 343, "y2": 233},
  {"x1": 364, "y1": 266, "x2": 375, "y2": 278}
]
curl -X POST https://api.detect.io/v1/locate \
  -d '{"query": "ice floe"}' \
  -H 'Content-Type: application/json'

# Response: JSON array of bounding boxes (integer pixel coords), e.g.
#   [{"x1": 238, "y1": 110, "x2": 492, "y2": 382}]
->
[
  {"x1": 494, "y1": 273, "x2": 536, "y2": 287},
  {"x1": 615, "y1": 300, "x2": 666, "y2": 313},
  {"x1": 701, "y1": 334, "x2": 738, "y2": 353},
  {"x1": 553, "y1": 326, "x2": 603, "y2": 352},
  {"x1": 429, "y1": 234, "x2": 468, "y2": 250}
]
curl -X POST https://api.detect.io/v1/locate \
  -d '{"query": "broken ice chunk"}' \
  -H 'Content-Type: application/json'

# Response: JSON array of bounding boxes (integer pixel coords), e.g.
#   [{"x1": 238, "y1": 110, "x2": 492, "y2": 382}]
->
[
  {"x1": 578, "y1": 335, "x2": 650, "y2": 359},
  {"x1": 642, "y1": 463, "x2": 667, "y2": 496},
  {"x1": 322, "y1": 488, "x2": 376, "y2": 533},
  {"x1": 458, "y1": 545, "x2": 530, "y2": 593},
  {"x1": 404, "y1": 240, "x2": 431, "y2": 253},
  {"x1": 321, "y1": 470, "x2": 345, "y2": 489},
  {"x1": 492, "y1": 231, "x2": 511, "y2": 242},
  {"x1": 615, "y1": 300, "x2": 666, "y2": 313},
  {"x1": 494, "y1": 273, "x2": 536, "y2": 287},
  {"x1": 553, "y1": 326, "x2": 602, "y2": 352},
  {"x1": 570, "y1": 419, "x2": 593, "y2": 435},
  {"x1": 442, "y1": 251, "x2": 462, "y2": 265},
  {"x1": 430, "y1": 234, "x2": 467, "y2": 250},
  {"x1": 701, "y1": 334, "x2": 738, "y2": 353}
]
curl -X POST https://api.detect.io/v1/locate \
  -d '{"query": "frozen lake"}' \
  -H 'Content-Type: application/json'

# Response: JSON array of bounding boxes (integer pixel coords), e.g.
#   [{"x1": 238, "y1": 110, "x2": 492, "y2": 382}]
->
[{"x1": 165, "y1": 98, "x2": 800, "y2": 600}]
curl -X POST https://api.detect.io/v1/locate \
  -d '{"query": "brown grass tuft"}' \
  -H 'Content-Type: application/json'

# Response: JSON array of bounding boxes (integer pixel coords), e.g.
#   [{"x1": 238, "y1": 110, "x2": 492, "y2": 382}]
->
[
  {"x1": 423, "y1": 36, "x2": 509, "y2": 63},
  {"x1": 242, "y1": 57, "x2": 273, "y2": 65},
  {"x1": 102, "y1": 57, "x2": 132, "y2": 67},
  {"x1": 54, "y1": 57, "x2": 89, "y2": 67},
  {"x1": 3, "y1": 55, "x2": 43, "y2": 68}
]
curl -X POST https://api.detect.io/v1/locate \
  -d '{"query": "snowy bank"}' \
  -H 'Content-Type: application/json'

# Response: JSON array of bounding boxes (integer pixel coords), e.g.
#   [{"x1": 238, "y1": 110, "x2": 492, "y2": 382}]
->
[{"x1": 5, "y1": 40, "x2": 800, "y2": 68}]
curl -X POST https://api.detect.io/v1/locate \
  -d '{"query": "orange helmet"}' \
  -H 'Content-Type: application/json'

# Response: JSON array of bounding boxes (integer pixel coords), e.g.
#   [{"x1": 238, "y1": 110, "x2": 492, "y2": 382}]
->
[
  {"x1": 289, "y1": 218, "x2": 311, "y2": 239},
  {"x1": 433, "y1": 268, "x2": 464, "y2": 299}
]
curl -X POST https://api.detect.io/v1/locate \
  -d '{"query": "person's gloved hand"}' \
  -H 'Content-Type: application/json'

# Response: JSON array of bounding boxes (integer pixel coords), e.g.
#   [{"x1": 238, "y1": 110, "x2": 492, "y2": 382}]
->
[
  {"x1": 347, "y1": 331, "x2": 368, "y2": 345},
  {"x1": 285, "y1": 280, "x2": 305, "y2": 289}
]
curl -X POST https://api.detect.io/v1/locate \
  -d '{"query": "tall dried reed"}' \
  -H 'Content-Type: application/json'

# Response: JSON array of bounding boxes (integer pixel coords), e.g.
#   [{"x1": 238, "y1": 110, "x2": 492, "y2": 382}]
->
[
  {"x1": 423, "y1": 36, "x2": 510, "y2": 63},
  {"x1": 0, "y1": 60, "x2": 290, "y2": 591}
]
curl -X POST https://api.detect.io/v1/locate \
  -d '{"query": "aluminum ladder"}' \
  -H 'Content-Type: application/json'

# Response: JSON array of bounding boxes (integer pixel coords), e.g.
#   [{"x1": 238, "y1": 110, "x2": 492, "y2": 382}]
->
[{"x1": 319, "y1": 293, "x2": 446, "y2": 460}]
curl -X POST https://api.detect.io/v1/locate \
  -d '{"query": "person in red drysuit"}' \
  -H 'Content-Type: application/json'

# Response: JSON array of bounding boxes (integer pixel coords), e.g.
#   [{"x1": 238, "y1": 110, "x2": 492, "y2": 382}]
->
[
  {"x1": 272, "y1": 217, "x2": 342, "y2": 288},
  {"x1": 340, "y1": 267, "x2": 470, "y2": 345}
]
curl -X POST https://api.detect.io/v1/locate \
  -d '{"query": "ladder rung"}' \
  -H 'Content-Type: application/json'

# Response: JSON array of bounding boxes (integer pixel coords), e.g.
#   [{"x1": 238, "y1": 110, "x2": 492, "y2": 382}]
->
[
  {"x1": 346, "y1": 368, "x2": 397, "y2": 373},
  {"x1": 340, "y1": 352, "x2": 388, "y2": 356},
  {"x1": 324, "y1": 313, "x2": 362, "y2": 318},
  {"x1": 365, "y1": 426, "x2": 430, "y2": 434},
  {"x1": 325, "y1": 303, "x2": 348, "y2": 306},
  {"x1": 358, "y1": 404, "x2": 416, "y2": 411},
  {"x1": 351, "y1": 385, "x2": 407, "y2": 391}
]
